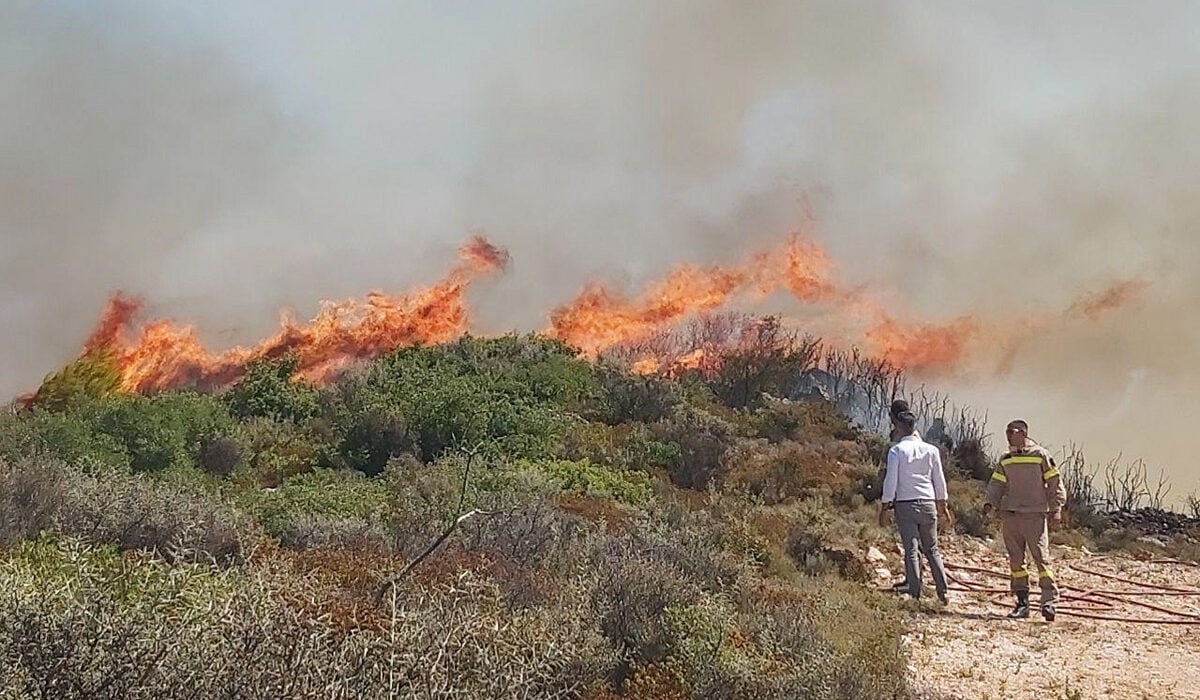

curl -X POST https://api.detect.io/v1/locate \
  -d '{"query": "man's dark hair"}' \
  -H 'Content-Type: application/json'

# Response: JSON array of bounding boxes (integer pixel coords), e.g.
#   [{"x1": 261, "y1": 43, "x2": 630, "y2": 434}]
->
[
  {"x1": 894, "y1": 410, "x2": 917, "y2": 435},
  {"x1": 889, "y1": 399, "x2": 910, "y2": 419}
]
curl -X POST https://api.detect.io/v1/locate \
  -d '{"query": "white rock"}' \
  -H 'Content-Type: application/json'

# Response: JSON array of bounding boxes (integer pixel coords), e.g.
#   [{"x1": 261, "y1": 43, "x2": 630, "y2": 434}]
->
[{"x1": 867, "y1": 546, "x2": 888, "y2": 563}]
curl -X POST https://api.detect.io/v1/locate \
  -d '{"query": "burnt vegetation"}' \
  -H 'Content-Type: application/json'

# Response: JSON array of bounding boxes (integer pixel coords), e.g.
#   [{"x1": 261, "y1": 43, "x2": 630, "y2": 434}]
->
[{"x1": 1, "y1": 317, "x2": 1194, "y2": 698}]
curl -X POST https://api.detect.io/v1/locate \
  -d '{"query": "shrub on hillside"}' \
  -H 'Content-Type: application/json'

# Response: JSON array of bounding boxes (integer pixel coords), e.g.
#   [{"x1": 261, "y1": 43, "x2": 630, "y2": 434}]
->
[
  {"x1": 725, "y1": 438, "x2": 866, "y2": 505},
  {"x1": 587, "y1": 539, "x2": 698, "y2": 686},
  {"x1": 699, "y1": 318, "x2": 820, "y2": 410},
  {"x1": 341, "y1": 345, "x2": 576, "y2": 462},
  {"x1": 949, "y1": 437, "x2": 992, "y2": 481},
  {"x1": 223, "y1": 355, "x2": 319, "y2": 424},
  {"x1": 748, "y1": 398, "x2": 860, "y2": 444},
  {"x1": 518, "y1": 459, "x2": 653, "y2": 506},
  {"x1": 89, "y1": 392, "x2": 236, "y2": 473},
  {"x1": 559, "y1": 421, "x2": 682, "y2": 473},
  {"x1": 235, "y1": 417, "x2": 330, "y2": 485},
  {"x1": 0, "y1": 410, "x2": 129, "y2": 472},
  {"x1": 651, "y1": 407, "x2": 738, "y2": 490},
  {"x1": 733, "y1": 578, "x2": 909, "y2": 700},
  {"x1": 0, "y1": 457, "x2": 258, "y2": 564},
  {"x1": 591, "y1": 363, "x2": 681, "y2": 425},
  {"x1": 60, "y1": 470, "x2": 260, "y2": 564},
  {"x1": 947, "y1": 478, "x2": 988, "y2": 538},
  {"x1": 27, "y1": 349, "x2": 121, "y2": 412},
  {"x1": 237, "y1": 468, "x2": 389, "y2": 545},
  {"x1": 0, "y1": 458, "x2": 66, "y2": 548},
  {"x1": 0, "y1": 539, "x2": 615, "y2": 699}
]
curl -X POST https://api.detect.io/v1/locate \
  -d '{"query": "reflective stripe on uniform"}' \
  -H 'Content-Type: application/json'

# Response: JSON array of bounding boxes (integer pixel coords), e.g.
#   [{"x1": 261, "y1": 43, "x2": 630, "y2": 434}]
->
[
  {"x1": 1039, "y1": 569, "x2": 1055, "y2": 580},
  {"x1": 991, "y1": 471, "x2": 1008, "y2": 483},
  {"x1": 1043, "y1": 469, "x2": 1060, "y2": 480},
  {"x1": 1011, "y1": 568, "x2": 1029, "y2": 578},
  {"x1": 1001, "y1": 456, "x2": 1044, "y2": 466}
]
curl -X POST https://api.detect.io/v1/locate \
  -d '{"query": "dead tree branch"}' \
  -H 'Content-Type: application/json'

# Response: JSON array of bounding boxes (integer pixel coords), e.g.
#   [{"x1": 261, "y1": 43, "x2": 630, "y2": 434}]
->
[{"x1": 377, "y1": 446, "x2": 492, "y2": 603}]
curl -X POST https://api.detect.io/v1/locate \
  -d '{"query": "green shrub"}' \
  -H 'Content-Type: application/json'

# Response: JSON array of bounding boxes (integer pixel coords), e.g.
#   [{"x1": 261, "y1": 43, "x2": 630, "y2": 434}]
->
[
  {"x1": 236, "y1": 469, "x2": 389, "y2": 543},
  {"x1": 590, "y1": 363, "x2": 681, "y2": 424},
  {"x1": 27, "y1": 349, "x2": 122, "y2": 412},
  {"x1": 88, "y1": 392, "x2": 235, "y2": 473},
  {"x1": 0, "y1": 410, "x2": 128, "y2": 472},
  {"x1": 559, "y1": 421, "x2": 682, "y2": 473},
  {"x1": 652, "y1": 407, "x2": 737, "y2": 490},
  {"x1": 748, "y1": 398, "x2": 861, "y2": 444},
  {"x1": 223, "y1": 355, "x2": 319, "y2": 424},
  {"x1": 519, "y1": 459, "x2": 653, "y2": 506},
  {"x1": 0, "y1": 457, "x2": 258, "y2": 564},
  {"x1": 235, "y1": 417, "x2": 330, "y2": 484}
]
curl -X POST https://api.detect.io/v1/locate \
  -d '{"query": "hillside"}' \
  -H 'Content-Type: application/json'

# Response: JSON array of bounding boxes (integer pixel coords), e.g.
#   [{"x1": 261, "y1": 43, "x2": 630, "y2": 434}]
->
[{"x1": 2, "y1": 331, "x2": 1197, "y2": 699}]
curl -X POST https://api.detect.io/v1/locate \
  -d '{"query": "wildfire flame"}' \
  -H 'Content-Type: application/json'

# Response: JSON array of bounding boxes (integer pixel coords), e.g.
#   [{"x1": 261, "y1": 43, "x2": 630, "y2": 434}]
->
[
  {"x1": 90, "y1": 236, "x2": 508, "y2": 393},
  {"x1": 41, "y1": 229, "x2": 1145, "y2": 399},
  {"x1": 547, "y1": 233, "x2": 835, "y2": 355}
]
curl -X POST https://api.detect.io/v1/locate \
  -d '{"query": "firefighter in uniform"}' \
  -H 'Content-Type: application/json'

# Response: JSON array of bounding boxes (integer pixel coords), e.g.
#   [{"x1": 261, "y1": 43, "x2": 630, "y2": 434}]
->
[{"x1": 983, "y1": 419, "x2": 1066, "y2": 621}]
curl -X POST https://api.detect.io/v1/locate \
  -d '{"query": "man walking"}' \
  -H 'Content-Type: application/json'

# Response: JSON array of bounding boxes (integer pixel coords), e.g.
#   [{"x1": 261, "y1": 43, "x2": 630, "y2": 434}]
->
[
  {"x1": 984, "y1": 419, "x2": 1066, "y2": 621},
  {"x1": 879, "y1": 409, "x2": 952, "y2": 603}
]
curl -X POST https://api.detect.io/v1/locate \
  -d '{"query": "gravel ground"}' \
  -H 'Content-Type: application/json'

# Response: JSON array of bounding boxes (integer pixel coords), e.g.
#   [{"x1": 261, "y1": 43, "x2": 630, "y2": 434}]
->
[{"x1": 890, "y1": 535, "x2": 1200, "y2": 700}]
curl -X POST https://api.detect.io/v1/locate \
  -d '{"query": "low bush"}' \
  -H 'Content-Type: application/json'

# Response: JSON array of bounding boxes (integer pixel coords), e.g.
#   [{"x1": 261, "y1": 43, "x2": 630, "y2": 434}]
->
[
  {"x1": 652, "y1": 407, "x2": 738, "y2": 490},
  {"x1": 519, "y1": 459, "x2": 654, "y2": 506},
  {"x1": 1, "y1": 458, "x2": 258, "y2": 564},
  {"x1": 0, "y1": 538, "x2": 615, "y2": 699}
]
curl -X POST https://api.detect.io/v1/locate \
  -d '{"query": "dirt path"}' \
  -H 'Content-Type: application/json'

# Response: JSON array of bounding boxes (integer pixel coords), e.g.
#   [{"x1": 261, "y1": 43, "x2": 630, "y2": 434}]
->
[{"x1": 896, "y1": 535, "x2": 1200, "y2": 700}]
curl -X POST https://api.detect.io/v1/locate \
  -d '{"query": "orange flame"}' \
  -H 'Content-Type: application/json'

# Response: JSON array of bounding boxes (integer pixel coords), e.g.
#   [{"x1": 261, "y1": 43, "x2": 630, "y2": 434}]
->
[
  {"x1": 45, "y1": 228, "x2": 1147, "y2": 399},
  {"x1": 864, "y1": 316, "x2": 980, "y2": 372},
  {"x1": 92, "y1": 237, "x2": 508, "y2": 393},
  {"x1": 547, "y1": 233, "x2": 834, "y2": 355}
]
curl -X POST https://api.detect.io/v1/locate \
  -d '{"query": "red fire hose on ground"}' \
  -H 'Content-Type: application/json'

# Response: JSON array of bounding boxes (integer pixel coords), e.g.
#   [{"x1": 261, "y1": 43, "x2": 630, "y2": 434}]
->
[{"x1": 941, "y1": 558, "x2": 1200, "y2": 625}]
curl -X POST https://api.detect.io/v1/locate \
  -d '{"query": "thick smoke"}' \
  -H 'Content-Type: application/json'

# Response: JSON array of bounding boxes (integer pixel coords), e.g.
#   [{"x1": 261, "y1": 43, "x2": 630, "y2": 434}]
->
[{"x1": 2, "y1": 1, "x2": 1198, "y2": 494}]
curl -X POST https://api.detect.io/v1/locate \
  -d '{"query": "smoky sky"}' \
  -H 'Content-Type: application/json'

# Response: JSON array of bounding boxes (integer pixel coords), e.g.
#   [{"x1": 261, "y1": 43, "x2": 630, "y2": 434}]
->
[{"x1": 2, "y1": 1, "x2": 1198, "y2": 494}]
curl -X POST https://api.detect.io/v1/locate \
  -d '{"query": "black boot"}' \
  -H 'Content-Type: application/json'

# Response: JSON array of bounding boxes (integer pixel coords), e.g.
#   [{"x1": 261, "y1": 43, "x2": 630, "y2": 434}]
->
[
  {"x1": 1008, "y1": 592, "x2": 1030, "y2": 619},
  {"x1": 1041, "y1": 602, "x2": 1056, "y2": 622}
]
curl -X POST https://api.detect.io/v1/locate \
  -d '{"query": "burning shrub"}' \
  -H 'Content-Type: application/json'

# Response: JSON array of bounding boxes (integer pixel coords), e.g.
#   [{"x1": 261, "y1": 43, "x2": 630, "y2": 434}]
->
[{"x1": 26, "y1": 349, "x2": 122, "y2": 413}]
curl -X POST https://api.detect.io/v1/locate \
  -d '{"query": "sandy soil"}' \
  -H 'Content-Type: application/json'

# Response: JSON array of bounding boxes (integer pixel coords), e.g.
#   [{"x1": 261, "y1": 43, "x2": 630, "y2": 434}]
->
[{"x1": 890, "y1": 535, "x2": 1200, "y2": 700}]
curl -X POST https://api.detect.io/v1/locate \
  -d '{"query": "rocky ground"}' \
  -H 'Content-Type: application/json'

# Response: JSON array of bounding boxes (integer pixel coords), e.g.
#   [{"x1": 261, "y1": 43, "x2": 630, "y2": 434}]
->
[{"x1": 887, "y1": 535, "x2": 1200, "y2": 700}]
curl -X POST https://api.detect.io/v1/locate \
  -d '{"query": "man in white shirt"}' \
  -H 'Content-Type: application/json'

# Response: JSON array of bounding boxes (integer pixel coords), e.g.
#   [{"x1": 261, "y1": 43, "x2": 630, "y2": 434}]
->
[{"x1": 878, "y1": 410, "x2": 953, "y2": 603}]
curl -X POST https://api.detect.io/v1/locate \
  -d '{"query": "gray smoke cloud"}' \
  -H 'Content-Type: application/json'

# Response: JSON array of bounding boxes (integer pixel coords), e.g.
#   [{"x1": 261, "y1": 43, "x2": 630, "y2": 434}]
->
[{"x1": 2, "y1": 1, "x2": 1198, "y2": 495}]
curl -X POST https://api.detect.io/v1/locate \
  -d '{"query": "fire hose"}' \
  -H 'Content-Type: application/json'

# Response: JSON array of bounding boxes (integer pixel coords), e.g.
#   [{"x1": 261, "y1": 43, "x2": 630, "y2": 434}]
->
[{"x1": 941, "y1": 558, "x2": 1200, "y2": 625}]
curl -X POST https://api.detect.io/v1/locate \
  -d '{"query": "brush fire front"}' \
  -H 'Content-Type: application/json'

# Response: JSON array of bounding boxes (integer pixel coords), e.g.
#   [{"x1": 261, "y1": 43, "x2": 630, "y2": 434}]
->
[{"x1": 33, "y1": 232, "x2": 1144, "y2": 400}]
